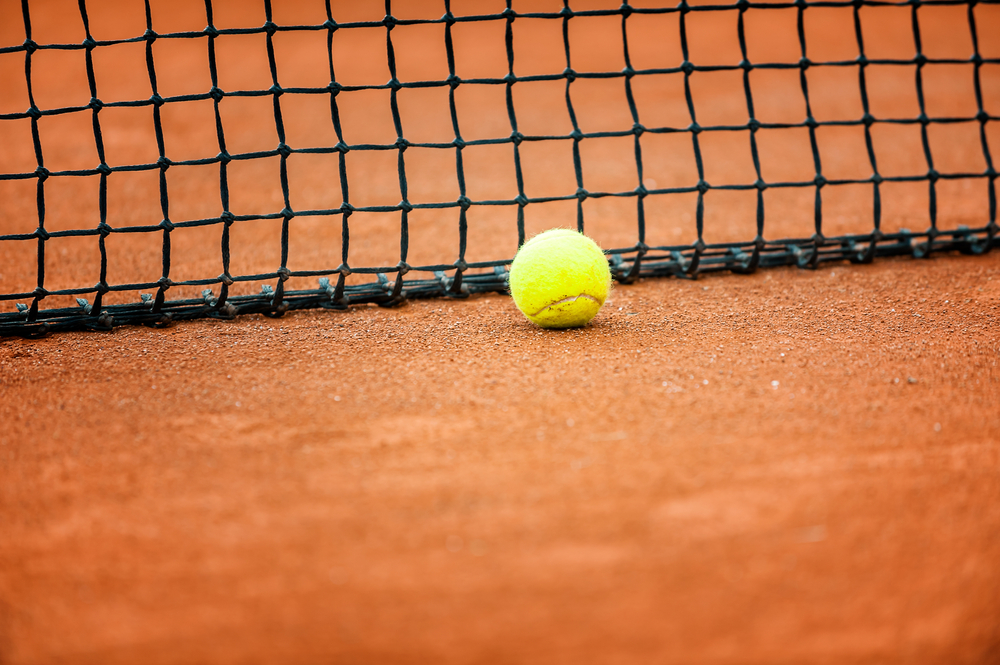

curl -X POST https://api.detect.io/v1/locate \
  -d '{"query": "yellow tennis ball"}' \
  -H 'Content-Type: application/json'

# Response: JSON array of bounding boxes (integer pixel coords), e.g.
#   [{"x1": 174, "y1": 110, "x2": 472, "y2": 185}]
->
[{"x1": 508, "y1": 228, "x2": 612, "y2": 328}]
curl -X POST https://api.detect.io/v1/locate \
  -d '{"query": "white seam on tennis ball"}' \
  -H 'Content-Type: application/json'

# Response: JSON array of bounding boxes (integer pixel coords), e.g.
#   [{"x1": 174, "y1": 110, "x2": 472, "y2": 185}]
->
[{"x1": 529, "y1": 294, "x2": 600, "y2": 317}]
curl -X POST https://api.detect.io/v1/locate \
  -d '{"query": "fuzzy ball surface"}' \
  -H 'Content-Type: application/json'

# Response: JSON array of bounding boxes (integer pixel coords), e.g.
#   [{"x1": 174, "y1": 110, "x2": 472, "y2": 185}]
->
[{"x1": 508, "y1": 229, "x2": 612, "y2": 328}]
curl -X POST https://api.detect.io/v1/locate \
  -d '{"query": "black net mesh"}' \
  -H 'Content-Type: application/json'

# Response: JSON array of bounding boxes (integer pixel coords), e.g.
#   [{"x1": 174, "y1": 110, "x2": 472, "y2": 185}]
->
[{"x1": 0, "y1": 0, "x2": 997, "y2": 336}]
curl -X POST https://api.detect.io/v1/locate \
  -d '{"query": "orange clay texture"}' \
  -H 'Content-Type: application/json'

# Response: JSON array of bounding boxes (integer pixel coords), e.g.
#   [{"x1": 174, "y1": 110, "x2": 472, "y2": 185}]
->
[{"x1": 2, "y1": 1, "x2": 1000, "y2": 663}]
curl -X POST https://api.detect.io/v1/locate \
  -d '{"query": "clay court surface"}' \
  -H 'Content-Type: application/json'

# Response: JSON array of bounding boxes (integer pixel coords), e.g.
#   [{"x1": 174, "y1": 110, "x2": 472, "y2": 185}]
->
[
  {"x1": 1, "y1": 257, "x2": 999, "y2": 663},
  {"x1": 2, "y1": 0, "x2": 1000, "y2": 663}
]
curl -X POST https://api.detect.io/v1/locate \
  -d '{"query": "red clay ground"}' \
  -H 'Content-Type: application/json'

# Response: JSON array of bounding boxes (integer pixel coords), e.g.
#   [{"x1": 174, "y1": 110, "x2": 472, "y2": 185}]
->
[
  {"x1": 2, "y1": 1, "x2": 1000, "y2": 662},
  {"x1": 2, "y1": 253, "x2": 999, "y2": 664}
]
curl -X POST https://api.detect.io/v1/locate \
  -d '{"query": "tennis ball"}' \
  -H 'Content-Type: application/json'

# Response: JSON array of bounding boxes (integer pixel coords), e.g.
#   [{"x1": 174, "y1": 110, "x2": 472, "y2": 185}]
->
[{"x1": 508, "y1": 228, "x2": 612, "y2": 328}]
